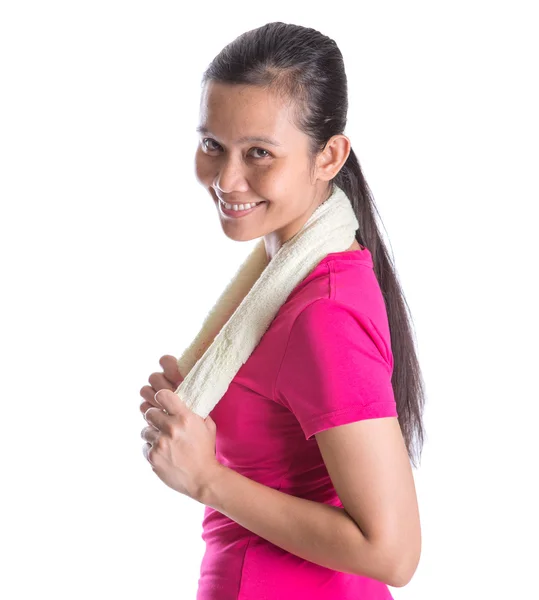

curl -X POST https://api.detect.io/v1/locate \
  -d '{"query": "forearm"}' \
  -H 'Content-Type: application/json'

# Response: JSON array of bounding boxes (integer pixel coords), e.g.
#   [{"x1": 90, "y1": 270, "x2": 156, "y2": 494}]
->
[{"x1": 199, "y1": 465, "x2": 396, "y2": 585}]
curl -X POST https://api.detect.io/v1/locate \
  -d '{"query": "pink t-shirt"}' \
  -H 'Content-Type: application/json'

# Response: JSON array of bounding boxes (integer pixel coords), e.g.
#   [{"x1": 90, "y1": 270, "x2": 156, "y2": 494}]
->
[{"x1": 196, "y1": 247, "x2": 398, "y2": 600}]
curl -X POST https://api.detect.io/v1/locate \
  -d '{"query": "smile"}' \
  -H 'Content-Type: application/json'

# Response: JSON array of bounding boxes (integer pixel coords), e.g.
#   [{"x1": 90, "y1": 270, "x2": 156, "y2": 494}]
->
[{"x1": 218, "y1": 197, "x2": 266, "y2": 219}]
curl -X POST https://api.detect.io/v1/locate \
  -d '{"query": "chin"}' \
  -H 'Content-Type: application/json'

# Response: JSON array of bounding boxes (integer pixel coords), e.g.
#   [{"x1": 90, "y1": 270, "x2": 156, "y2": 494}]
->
[
  {"x1": 215, "y1": 197, "x2": 270, "y2": 243},
  {"x1": 222, "y1": 231, "x2": 260, "y2": 243}
]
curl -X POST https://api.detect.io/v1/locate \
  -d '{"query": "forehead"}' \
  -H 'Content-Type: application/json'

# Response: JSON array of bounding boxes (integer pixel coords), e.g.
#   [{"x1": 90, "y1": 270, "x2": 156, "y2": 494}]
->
[{"x1": 198, "y1": 81, "x2": 299, "y2": 141}]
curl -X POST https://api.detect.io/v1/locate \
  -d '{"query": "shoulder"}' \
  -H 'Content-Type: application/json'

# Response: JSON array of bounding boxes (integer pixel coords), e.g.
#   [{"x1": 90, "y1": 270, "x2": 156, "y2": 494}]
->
[
  {"x1": 274, "y1": 251, "x2": 393, "y2": 371},
  {"x1": 288, "y1": 297, "x2": 393, "y2": 373},
  {"x1": 274, "y1": 294, "x2": 398, "y2": 439}
]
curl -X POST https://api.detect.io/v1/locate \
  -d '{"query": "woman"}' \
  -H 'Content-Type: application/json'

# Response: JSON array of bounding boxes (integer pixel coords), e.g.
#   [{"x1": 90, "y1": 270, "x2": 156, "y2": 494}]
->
[{"x1": 140, "y1": 21, "x2": 425, "y2": 599}]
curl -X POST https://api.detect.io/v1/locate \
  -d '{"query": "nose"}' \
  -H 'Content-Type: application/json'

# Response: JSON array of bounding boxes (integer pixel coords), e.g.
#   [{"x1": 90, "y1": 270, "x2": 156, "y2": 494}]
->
[{"x1": 213, "y1": 156, "x2": 248, "y2": 194}]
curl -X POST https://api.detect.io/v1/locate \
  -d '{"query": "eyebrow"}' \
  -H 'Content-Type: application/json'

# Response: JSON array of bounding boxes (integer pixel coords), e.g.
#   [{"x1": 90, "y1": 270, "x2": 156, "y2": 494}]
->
[{"x1": 196, "y1": 125, "x2": 282, "y2": 147}]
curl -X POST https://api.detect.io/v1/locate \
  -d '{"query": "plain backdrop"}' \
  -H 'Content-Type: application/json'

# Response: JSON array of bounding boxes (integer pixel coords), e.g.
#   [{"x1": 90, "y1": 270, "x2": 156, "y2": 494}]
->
[{"x1": 1, "y1": 1, "x2": 538, "y2": 598}]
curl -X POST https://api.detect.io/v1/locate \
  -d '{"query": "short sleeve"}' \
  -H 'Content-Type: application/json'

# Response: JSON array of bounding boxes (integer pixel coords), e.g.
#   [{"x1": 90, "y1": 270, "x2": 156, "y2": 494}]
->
[{"x1": 274, "y1": 298, "x2": 398, "y2": 440}]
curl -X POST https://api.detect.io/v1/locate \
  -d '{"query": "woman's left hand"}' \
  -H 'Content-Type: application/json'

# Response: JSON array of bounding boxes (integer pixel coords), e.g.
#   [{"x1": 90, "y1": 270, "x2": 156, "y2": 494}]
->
[{"x1": 141, "y1": 388, "x2": 220, "y2": 503}]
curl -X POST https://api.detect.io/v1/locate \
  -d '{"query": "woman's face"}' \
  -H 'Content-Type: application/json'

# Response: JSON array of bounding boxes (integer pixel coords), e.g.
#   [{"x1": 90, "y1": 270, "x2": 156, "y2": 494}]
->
[{"x1": 194, "y1": 81, "x2": 336, "y2": 259}]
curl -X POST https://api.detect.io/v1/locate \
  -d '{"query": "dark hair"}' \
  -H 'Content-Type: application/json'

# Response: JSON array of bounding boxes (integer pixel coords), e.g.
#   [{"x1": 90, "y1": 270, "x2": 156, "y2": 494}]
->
[{"x1": 201, "y1": 22, "x2": 426, "y2": 468}]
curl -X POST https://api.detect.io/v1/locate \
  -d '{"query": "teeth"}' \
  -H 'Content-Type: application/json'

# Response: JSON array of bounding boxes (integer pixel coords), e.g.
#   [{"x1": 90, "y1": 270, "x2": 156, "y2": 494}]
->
[{"x1": 221, "y1": 198, "x2": 261, "y2": 211}]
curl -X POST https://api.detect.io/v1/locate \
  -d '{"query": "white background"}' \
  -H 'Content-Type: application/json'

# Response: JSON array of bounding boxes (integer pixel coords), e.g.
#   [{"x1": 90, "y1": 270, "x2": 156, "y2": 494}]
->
[{"x1": 1, "y1": 1, "x2": 538, "y2": 598}]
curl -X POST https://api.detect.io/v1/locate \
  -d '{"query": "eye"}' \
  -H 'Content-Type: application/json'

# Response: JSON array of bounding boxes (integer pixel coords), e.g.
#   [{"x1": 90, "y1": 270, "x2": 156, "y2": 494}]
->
[
  {"x1": 249, "y1": 148, "x2": 271, "y2": 159},
  {"x1": 202, "y1": 138, "x2": 221, "y2": 151},
  {"x1": 201, "y1": 138, "x2": 272, "y2": 159}
]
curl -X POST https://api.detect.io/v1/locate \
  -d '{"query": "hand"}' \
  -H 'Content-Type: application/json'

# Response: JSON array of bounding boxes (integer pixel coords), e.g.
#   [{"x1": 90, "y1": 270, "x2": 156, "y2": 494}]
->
[
  {"x1": 141, "y1": 388, "x2": 220, "y2": 503},
  {"x1": 139, "y1": 355, "x2": 220, "y2": 503},
  {"x1": 139, "y1": 354, "x2": 184, "y2": 415}
]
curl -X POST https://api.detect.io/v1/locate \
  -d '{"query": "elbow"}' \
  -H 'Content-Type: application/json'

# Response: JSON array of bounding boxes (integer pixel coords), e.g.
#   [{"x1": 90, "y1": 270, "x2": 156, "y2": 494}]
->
[
  {"x1": 387, "y1": 545, "x2": 421, "y2": 588},
  {"x1": 386, "y1": 518, "x2": 422, "y2": 588},
  {"x1": 362, "y1": 519, "x2": 422, "y2": 588},
  {"x1": 388, "y1": 563, "x2": 416, "y2": 588}
]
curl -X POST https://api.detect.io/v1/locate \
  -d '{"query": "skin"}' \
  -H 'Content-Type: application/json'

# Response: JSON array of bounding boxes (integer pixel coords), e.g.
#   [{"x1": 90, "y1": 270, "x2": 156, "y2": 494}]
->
[
  {"x1": 140, "y1": 82, "x2": 363, "y2": 413},
  {"x1": 138, "y1": 84, "x2": 421, "y2": 584},
  {"x1": 194, "y1": 80, "x2": 363, "y2": 261}
]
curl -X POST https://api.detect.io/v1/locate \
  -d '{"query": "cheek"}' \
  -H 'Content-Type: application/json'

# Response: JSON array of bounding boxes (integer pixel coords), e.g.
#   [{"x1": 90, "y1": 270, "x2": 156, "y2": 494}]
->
[
  {"x1": 194, "y1": 150, "x2": 214, "y2": 184},
  {"x1": 258, "y1": 172, "x2": 301, "y2": 204},
  {"x1": 253, "y1": 165, "x2": 294, "y2": 197}
]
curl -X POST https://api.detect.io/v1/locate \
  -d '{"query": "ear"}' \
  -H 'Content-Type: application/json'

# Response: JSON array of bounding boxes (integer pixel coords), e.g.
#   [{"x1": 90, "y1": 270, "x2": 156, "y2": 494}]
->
[{"x1": 314, "y1": 134, "x2": 351, "y2": 182}]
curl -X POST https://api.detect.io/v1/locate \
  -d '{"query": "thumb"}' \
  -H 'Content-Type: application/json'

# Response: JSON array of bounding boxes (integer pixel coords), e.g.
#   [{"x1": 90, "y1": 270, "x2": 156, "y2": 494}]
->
[{"x1": 205, "y1": 414, "x2": 216, "y2": 430}]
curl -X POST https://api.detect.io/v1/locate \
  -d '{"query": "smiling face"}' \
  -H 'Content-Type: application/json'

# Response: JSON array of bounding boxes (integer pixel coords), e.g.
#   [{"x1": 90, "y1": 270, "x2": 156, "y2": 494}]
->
[{"x1": 194, "y1": 81, "x2": 350, "y2": 260}]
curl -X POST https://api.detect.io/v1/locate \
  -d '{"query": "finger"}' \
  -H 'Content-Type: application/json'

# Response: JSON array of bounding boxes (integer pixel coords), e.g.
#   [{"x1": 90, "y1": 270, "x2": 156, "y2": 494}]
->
[
  {"x1": 141, "y1": 424, "x2": 160, "y2": 444},
  {"x1": 140, "y1": 399, "x2": 154, "y2": 415},
  {"x1": 139, "y1": 377, "x2": 171, "y2": 414},
  {"x1": 139, "y1": 369, "x2": 178, "y2": 415},
  {"x1": 149, "y1": 371, "x2": 178, "y2": 394},
  {"x1": 159, "y1": 354, "x2": 185, "y2": 387},
  {"x1": 142, "y1": 442, "x2": 154, "y2": 465},
  {"x1": 139, "y1": 386, "x2": 160, "y2": 414}
]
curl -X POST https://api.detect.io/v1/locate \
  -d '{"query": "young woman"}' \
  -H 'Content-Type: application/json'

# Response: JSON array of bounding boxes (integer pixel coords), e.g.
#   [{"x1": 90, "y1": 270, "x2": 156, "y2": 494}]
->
[{"x1": 140, "y1": 21, "x2": 425, "y2": 600}]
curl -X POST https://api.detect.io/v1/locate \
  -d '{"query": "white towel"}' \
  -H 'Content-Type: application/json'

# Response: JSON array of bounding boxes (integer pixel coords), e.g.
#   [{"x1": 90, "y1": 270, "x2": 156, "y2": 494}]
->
[{"x1": 174, "y1": 184, "x2": 360, "y2": 418}]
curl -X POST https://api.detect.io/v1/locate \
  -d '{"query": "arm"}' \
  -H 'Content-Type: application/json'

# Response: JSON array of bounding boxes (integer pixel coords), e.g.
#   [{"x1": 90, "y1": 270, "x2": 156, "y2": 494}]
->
[
  {"x1": 315, "y1": 416, "x2": 422, "y2": 587},
  {"x1": 199, "y1": 463, "x2": 402, "y2": 588},
  {"x1": 265, "y1": 300, "x2": 421, "y2": 586}
]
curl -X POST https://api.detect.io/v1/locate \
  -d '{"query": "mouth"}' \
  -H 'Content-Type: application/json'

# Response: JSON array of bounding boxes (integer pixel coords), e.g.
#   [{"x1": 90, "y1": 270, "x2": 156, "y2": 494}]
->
[{"x1": 218, "y1": 196, "x2": 267, "y2": 219}]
